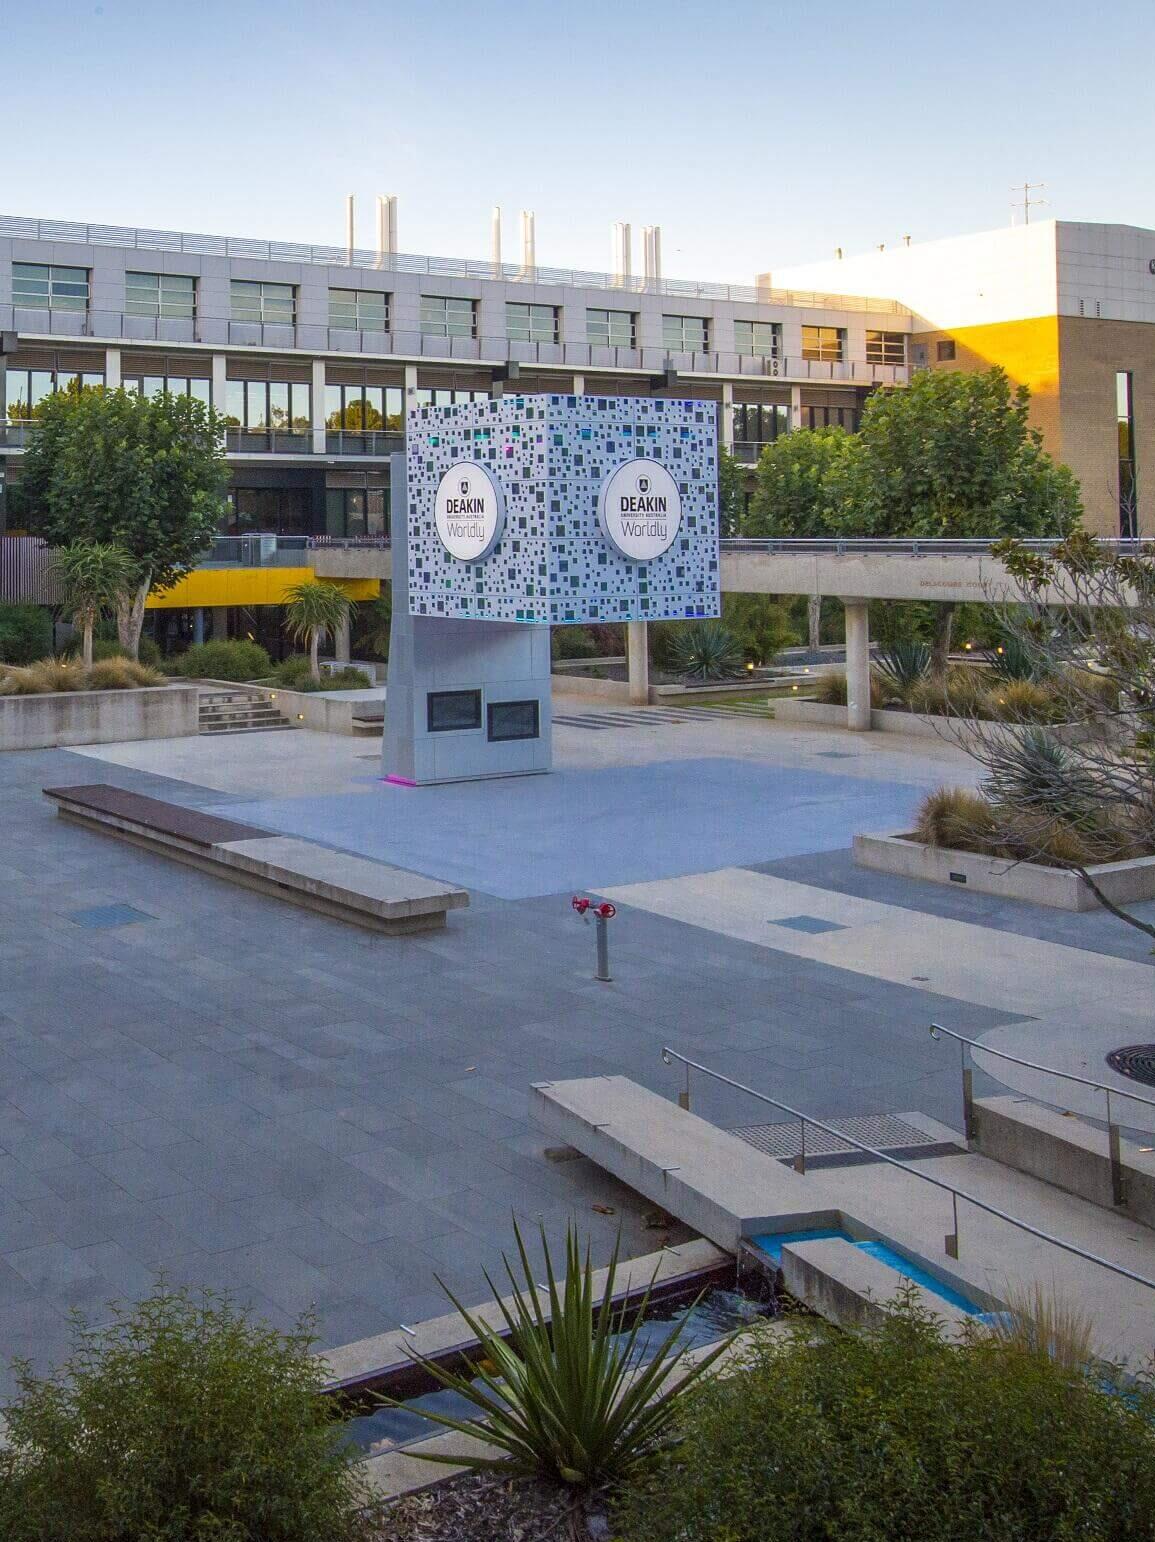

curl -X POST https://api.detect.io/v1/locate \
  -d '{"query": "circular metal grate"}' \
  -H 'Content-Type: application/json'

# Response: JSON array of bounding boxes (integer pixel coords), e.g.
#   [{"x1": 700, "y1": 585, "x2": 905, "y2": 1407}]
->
[{"x1": 1105, "y1": 1045, "x2": 1155, "y2": 1087}]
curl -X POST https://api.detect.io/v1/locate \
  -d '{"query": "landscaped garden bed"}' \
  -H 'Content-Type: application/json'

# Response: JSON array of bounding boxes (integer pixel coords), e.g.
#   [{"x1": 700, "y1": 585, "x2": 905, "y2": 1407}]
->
[{"x1": 0, "y1": 658, "x2": 198, "y2": 749}]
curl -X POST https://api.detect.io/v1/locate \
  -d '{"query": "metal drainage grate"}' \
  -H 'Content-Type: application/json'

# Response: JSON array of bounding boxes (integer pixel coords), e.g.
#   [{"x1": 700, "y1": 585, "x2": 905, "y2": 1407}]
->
[
  {"x1": 1105, "y1": 1044, "x2": 1155, "y2": 1087},
  {"x1": 66, "y1": 904, "x2": 155, "y2": 929},
  {"x1": 731, "y1": 1112, "x2": 947, "y2": 1162}
]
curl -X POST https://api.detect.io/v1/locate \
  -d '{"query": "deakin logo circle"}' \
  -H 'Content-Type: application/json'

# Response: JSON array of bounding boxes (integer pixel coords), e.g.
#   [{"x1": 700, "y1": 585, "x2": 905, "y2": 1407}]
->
[
  {"x1": 434, "y1": 462, "x2": 506, "y2": 562},
  {"x1": 597, "y1": 460, "x2": 682, "y2": 561}
]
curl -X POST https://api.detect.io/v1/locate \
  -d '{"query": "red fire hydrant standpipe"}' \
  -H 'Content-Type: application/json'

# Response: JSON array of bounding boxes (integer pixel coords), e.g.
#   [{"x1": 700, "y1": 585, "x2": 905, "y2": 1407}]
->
[{"x1": 572, "y1": 896, "x2": 616, "y2": 982}]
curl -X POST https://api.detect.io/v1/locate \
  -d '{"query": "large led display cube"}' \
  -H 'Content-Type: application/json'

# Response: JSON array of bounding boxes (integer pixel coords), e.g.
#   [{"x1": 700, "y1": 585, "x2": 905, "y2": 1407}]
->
[{"x1": 406, "y1": 393, "x2": 720, "y2": 625}]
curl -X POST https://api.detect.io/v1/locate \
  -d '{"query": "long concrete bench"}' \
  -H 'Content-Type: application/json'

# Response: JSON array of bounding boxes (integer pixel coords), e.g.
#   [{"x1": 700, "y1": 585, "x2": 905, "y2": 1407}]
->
[{"x1": 44, "y1": 784, "x2": 468, "y2": 935}]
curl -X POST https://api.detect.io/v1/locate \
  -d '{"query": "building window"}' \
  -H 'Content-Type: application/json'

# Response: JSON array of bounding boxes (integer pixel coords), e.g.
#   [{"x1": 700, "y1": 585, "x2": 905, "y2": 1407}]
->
[
  {"x1": 936, "y1": 338, "x2": 956, "y2": 362},
  {"x1": 427, "y1": 689, "x2": 482, "y2": 733},
  {"x1": 587, "y1": 308, "x2": 636, "y2": 348},
  {"x1": 226, "y1": 487, "x2": 314, "y2": 537},
  {"x1": 230, "y1": 280, "x2": 296, "y2": 325},
  {"x1": 663, "y1": 314, "x2": 709, "y2": 353},
  {"x1": 123, "y1": 373, "x2": 210, "y2": 404},
  {"x1": 329, "y1": 288, "x2": 389, "y2": 330},
  {"x1": 801, "y1": 325, "x2": 844, "y2": 363},
  {"x1": 413, "y1": 388, "x2": 490, "y2": 407},
  {"x1": 324, "y1": 486, "x2": 387, "y2": 538},
  {"x1": 734, "y1": 320, "x2": 781, "y2": 358},
  {"x1": 866, "y1": 330, "x2": 906, "y2": 366},
  {"x1": 4, "y1": 367, "x2": 105, "y2": 415},
  {"x1": 730, "y1": 403, "x2": 789, "y2": 446},
  {"x1": 488, "y1": 699, "x2": 540, "y2": 742},
  {"x1": 125, "y1": 272, "x2": 196, "y2": 320},
  {"x1": 506, "y1": 303, "x2": 559, "y2": 344},
  {"x1": 420, "y1": 296, "x2": 477, "y2": 339},
  {"x1": 223, "y1": 379, "x2": 310, "y2": 430},
  {"x1": 325, "y1": 383, "x2": 403, "y2": 431},
  {"x1": 12, "y1": 263, "x2": 89, "y2": 313},
  {"x1": 801, "y1": 404, "x2": 860, "y2": 432},
  {"x1": 1118, "y1": 370, "x2": 1138, "y2": 537}
]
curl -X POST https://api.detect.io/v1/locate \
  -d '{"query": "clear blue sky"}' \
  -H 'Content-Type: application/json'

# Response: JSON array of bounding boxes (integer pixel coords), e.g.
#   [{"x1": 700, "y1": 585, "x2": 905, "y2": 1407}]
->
[{"x1": 5, "y1": 0, "x2": 1153, "y2": 284}]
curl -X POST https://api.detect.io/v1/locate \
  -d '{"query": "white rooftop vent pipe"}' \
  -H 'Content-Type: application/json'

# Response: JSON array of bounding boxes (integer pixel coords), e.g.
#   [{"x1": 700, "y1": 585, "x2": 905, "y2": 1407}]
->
[
  {"x1": 376, "y1": 195, "x2": 397, "y2": 267},
  {"x1": 491, "y1": 206, "x2": 502, "y2": 274},
  {"x1": 643, "y1": 225, "x2": 662, "y2": 285},
  {"x1": 612, "y1": 222, "x2": 632, "y2": 287},
  {"x1": 346, "y1": 194, "x2": 355, "y2": 265},
  {"x1": 520, "y1": 209, "x2": 536, "y2": 279}
]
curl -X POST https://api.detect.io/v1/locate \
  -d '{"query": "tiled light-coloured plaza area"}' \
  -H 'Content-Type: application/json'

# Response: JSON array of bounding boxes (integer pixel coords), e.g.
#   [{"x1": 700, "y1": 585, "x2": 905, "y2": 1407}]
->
[{"x1": 0, "y1": 706, "x2": 1151, "y2": 1390}]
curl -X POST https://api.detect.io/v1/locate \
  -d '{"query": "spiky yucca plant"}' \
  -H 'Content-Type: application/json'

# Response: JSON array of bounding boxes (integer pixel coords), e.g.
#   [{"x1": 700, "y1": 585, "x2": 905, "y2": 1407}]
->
[
  {"x1": 669, "y1": 621, "x2": 744, "y2": 682},
  {"x1": 874, "y1": 640, "x2": 931, "y2": 700},
  {"x1": 395, "y1": 1221, "x2": 731, "y2": 1486}
]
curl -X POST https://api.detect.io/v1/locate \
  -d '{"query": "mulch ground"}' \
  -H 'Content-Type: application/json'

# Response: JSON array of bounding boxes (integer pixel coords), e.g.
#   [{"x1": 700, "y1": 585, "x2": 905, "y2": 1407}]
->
[{"x1": 378, "y1": 1472, "x2": 613, "y2": 1542}]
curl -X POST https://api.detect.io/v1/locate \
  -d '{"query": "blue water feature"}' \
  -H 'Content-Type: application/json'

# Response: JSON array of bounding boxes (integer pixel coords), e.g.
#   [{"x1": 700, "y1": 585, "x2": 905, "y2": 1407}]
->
[{"x1": 750, "y1": 1228, "x2": 984, "y2": 1315}]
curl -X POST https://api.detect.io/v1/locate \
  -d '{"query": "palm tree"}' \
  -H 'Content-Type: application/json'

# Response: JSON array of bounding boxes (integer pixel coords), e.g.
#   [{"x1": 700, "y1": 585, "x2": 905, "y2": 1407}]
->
[
  {"x1": 52, "y1": 542, "x2": 138, "y2": 668},
  {"x1": 283, "y1": 581, "x2": 352, "y2": 683}
]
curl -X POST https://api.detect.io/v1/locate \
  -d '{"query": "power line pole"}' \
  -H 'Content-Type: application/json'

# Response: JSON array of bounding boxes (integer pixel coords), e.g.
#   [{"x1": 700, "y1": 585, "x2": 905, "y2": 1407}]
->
[{"x1": 1010, "y1": 181, "x2": 1046, "y2": 225}]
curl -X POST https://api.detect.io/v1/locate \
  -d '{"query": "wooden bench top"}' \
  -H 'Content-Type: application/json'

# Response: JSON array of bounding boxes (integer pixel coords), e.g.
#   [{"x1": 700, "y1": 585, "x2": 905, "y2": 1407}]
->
[{"x1": 43, "y1": 784, "x2": 274, "y2": 848}]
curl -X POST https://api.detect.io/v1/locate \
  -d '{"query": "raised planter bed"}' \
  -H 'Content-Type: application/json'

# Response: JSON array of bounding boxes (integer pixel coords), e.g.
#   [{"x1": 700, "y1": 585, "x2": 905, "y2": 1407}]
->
[
  {"x1": 774, "y1": 696, "x2": 1098, "y2": 744},
  {"x1": 854, "y1": 829, "x2": 1155, "y2": 911},
  {"x1": 0, "y1": 684, "x2": 199, "y2": 750}
]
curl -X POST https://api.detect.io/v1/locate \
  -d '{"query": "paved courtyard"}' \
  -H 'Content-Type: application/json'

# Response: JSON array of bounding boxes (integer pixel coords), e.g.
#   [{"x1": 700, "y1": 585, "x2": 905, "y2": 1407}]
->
[{"x1": 0, "y1": 707, "x2": 1151, "y2": 1391}]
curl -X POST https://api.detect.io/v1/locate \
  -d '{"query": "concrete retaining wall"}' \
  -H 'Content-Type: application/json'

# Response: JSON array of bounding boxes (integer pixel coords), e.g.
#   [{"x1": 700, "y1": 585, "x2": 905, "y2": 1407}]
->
[
  {"x1": 268, "y1": 687, "x2": 383, "y2": 735},
  {"x1": 0, "y1": 685, "x2": 199, "y2": 750},
  {"x1": 854, "y1": 829, "x2": 1155, "y2": 911},
  {"x1": 775, "y1": 696, "x2": 1097, "y2": 743},
  {"x1": 973, "y1": 1096, "x2": 1155, "y2": 1229}
]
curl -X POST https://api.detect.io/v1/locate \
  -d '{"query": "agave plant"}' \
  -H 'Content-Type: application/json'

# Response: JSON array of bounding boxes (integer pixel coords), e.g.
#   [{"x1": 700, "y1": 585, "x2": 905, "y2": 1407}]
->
[
  {"x1": 873, "y1": 640, "x2": 931, "y2": 699},
  {"x1": 668, "y1": 621, "x2": 744, "y2": 682},
  {"x1": 394, "y1": 1220, "x2": 731, "y2": 1486},
  {"x1": 986, "y1": 632, "x2": 1049, "y2": 683}
]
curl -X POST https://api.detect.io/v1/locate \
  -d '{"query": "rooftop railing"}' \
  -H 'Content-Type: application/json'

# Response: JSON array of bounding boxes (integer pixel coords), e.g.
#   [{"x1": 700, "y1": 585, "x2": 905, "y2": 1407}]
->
[{"x1": 0, "y1": 214, "x2": 909, "y2": 315}]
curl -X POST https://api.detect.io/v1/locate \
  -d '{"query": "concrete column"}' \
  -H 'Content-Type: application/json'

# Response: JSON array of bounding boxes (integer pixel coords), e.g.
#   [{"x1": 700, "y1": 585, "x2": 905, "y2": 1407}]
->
[
  {"x1": 720, "y1": 381, "x2": 734, "y2": 449},
  {"x1": 335, "y1": 612, "x2": 351, "y2": 663},
  {"x1": 843, "y1": 598, "x2": 871, "y2": 731},
  {"x1": 311, "y1": 358, "x2": 326, "y2": 454},
  {"x1": 211, "y1": 354, "x2": 228, "y2": 414},
  {"x1": 192, "y1": 608, "x2": 205, "y2": 646},
  {"x1": 627, "y1": 620, "x2": 650, "y2": 706},
  {"x1": 211, "y1": 607, "x2": 228, "y2": 641},
  {"x1": 789, "y1": 384, "x2": 803, "y2": 431},
  {"x1": 104, "y1": 348, "x2": 121, "y2": 389},
  {"x1": 572, "y1": 374, "x2": 585, "y2": 395}
]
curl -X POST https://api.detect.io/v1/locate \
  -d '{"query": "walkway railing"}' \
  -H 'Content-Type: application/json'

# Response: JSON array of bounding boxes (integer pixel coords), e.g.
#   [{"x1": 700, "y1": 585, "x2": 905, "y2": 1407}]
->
[
  {"x1": 929, "y1": 1022, "x2": 1155, "y2": 1207},
  {"x1": 659, "y1": 1046, "x2": 1155, "y2": 1294},
  {"x1": 720, "y1": 536, "x2": 1155, "y2": 555}
]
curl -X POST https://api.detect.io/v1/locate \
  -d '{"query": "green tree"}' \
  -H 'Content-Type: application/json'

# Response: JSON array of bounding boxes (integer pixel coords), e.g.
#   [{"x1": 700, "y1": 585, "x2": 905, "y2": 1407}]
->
[
  {"x1": 351, "y1": 589, "x2": 391, "y2": 661},
  {"x1": 746, "y1": 426, "x2": 869, "y2": 539},
  {"x1": 51, "y1": 542, "x2": 138, "y2": 668},
  {"x1": 721, "y1": 593, "x2": 795, "y2": 664},
  {"x1": 858, "y1": 368, "x2": 1081, "y2": 671},
  {"x1": 20, "y1": 387, "x2": 228, "y2": 659},
  {"x1": 718, "y1": 446, "x2": 746, "y2": 537},
  {"x1": 0, "y1": 604, "x2": 53, "y2": 665},
  {"x1": 284, "y1": 580, "x2": 353, "y2": 682}
]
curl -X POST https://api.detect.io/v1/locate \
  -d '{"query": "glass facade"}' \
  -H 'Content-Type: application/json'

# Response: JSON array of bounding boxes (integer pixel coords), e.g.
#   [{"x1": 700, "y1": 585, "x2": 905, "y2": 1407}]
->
[
  {"x1": 506, "y1": 303, "x2": 559, "y2": 343},
  {"x1": 420, "y1": 296, "x2": 476, "y2": 338},
  {"x1": 230, "y1": 280, "x2": 295, "y2": 325},
  {"x1": 329, "y1": 288, "x2": 390, "y2": 330},
  {"x1": 123, "y1": 373, "x2": 210, "y2": 403},
  {"x1": 800, "y1": 403, "x2": 860, "y2": 431},
  {"x1": 12, "y1": 263, "x2": 89, "y2": 312},
  {"x1": 663, "y1": 314, "x2": 709, "y2": 352},
  {"x1": 126, "y1": 272, "x2": 196, "y2": 320},
  {"x1": 866, "y1": 330, "x2": 906, "y2": 365},
  {"x1": 731, "y1": 402, "x2": 789, "y2": 447},
  {"x1": 413, "y1": 387, "x2": 490, "y2": 408},
  {"x1": 734, "y1": 320, "x2": 780, "y2": 358},
  {"x1": 324, "y1": 486, "x2": 388, "y2": 538},
  {"x1": 587, "y1": 308, "x2": 636, "y2": 347},
  {"x1": 5, "y1": 367, "x2": 104, "y2": 415},
  {"x1": 801, "y1": 325, "x2": 844, "y2": 362},
  {"x1": 1117, "y1": 370, "x2": 1137, "y2": 537},
  {"x1": 225, "y1": 487, "x2": 313, "y2": 536},
  {"x1": 325, "y1": 383, "x2": 403, "y2": 431},
  {"x1": 223, "y1": 379, "x2": 310, "y2": 429}
]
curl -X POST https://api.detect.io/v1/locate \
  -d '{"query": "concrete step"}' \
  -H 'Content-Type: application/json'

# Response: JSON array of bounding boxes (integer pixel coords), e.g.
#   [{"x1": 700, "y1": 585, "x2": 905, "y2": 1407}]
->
[{"x1": 199, "y1": 722, "x2": 300, "y2": 735}]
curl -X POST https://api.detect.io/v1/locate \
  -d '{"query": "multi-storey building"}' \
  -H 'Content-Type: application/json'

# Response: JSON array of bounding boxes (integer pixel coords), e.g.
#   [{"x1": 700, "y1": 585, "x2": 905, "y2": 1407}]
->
[
  {"x1": 773, "y1": 220, "x2": 1155, "y2": 537},
  {"x1": 0, "y1": 213, "x2": 910, "y2": 647}
]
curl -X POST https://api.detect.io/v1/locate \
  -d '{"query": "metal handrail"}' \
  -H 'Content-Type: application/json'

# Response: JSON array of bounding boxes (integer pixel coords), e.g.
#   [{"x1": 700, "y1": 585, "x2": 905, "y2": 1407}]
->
[
  {"x1": 659, "y1": 1045, "x2": 1155, "y2": 1293},
  {"x1": 930, "y1": 1021, "x2": 1154, "y2": 1207}
]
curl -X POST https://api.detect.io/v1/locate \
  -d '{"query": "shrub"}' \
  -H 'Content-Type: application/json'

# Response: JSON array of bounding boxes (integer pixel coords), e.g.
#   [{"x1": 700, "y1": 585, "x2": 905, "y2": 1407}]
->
[
  {"x1": 271, "y1": 653, "x2": 315, "y2": 688},
  {"x1": 987, "y1": 677, "x2": 1065, "y2": 724},
  {"x1": 23, "y1": 657, "x2": 89, "y2": 693},
  {"x1": 551, "y1": 626, "x2": 600, "y2": 661},
  {"x1": 171, "y1": 639, "x2": 271, "y2": 681},
  {"x1": 907, "y1": 666, "x2": 992, "y2": 719},
  {"x1": 397, "y1": 1221, "x2": 729, "y2": 1487},
  {"x1": 612, "y1": 1291, "x2": 1155, "y2": 1542},
  {"x1": 0, "y1": 604, "x2": 53, "y2": 665},
  {"x1": 0, "y1": 1284, "x2": 375, "y2": 1542},
  {"x1": 814, "y1": 671, "x2": 884, "y2": 708},
  {"x1": 323, "y1": 666, "x2": 372, "y2": 690},
  {"x1": 87, "y1": 658, "x2": 166, "y2": 690},
  {"x1": 913, "y1": 786, "x2": 1000, "y2": 849},
  {"x1": 721, "y1": 594, "x2": 796, "y2": 665},
  {"x1": 91, "y1": 635, "x2": 165, "y2": 669},
  {"x1": 669, "y1": 621, "x2": 745, "y2": 682}
]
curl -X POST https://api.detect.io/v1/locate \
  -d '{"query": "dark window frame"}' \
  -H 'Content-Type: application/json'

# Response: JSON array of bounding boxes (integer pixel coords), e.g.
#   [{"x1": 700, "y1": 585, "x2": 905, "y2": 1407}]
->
[
  {"x1": 427, "y1": 689, "x2": 482, "y2": 733},
  {"x1": 487, "y1": 699, "x2": 540, "y2": 742}
]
